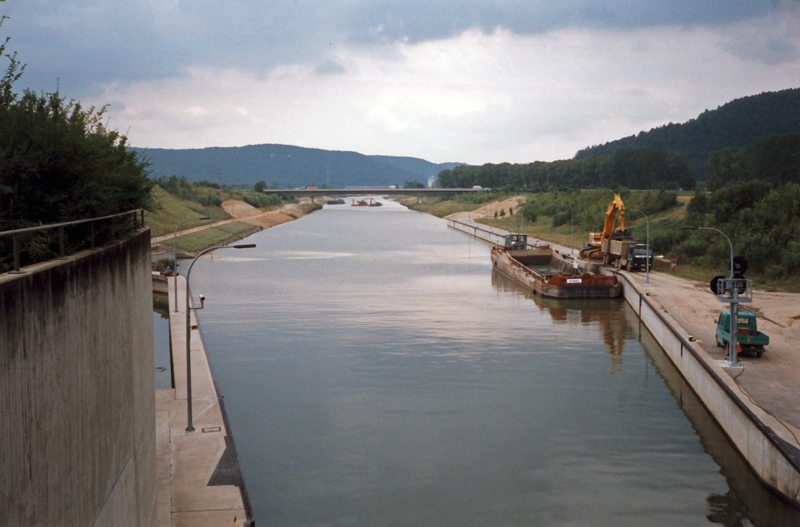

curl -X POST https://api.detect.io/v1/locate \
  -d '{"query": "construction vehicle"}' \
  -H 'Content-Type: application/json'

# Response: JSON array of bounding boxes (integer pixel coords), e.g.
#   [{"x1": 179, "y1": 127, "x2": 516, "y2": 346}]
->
[
  {"x1": 605, "y1": 239, "x2": 653, "y2": 271},
  {"x1": 579, "y1": 194, "x2": 652, "y2": 270}
]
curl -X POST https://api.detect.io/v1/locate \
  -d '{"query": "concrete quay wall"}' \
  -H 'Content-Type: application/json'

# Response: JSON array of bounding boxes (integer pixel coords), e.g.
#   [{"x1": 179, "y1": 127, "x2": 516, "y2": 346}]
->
[
  {"x1": 616, "y1": 273, "x2": 800, "y2": 504},
  {"x1": 448, "y1": 216, "x2": 800, "y2": 504},
  {"x1": 447, "y1": 217, "x2": 504, "y2": 246},
  {"x1": 0, "y1": 230, "x2": 156, "y2": 526}
]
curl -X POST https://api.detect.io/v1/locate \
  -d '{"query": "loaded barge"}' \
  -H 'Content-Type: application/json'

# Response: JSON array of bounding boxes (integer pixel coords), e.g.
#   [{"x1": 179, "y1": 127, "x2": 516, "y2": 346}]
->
[{"x1": 491, "y1": 234, "x2": 622, "y2": 299}]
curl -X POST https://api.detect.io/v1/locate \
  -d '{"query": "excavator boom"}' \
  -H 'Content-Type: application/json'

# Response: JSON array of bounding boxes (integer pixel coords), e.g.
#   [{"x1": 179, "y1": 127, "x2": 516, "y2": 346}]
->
[
  {"x1": 579, "y1": 193, "x2": 627, "y2": 260},
  {"x1": 601, "y1": 194, "x2": 626, "y2": 242}
]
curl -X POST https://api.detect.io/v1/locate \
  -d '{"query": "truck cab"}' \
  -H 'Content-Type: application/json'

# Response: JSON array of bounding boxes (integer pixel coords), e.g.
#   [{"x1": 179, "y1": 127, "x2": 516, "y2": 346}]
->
[
  {"x1": 627, "y1": 243, "x2": 653, "y2": 271},
  {"x1": 604, "y1": 239, "x2": 653, "y2": 271},
  {"x1": 715, "y1": 312, "x2": 769, "y2": 356}
]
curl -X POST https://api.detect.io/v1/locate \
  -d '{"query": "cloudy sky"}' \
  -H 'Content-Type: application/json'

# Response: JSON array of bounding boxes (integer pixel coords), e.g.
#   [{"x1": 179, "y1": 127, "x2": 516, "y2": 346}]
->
[{"x1": 2, "y1": 0, "x2": 799, "y2": 164}]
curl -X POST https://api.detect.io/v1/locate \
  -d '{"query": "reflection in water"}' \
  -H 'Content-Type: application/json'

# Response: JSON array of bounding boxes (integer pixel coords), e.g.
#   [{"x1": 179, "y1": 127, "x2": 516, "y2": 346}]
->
[
  {"x1": 153, "y1": 290, "x2": 169, "y2": 316},
  {"x1": 189, "y1": 202, "x2": 800, "y2": 526},
  {"x1": 492, "y1": 272, "x2": 627, "y2": 374},
  {"x1": 153, "y1": 291, "x2": 172, "y2": 389},
  {"x1": 633, "y1": 302, "x2": 800, "y2": 527},
  {"x1": 493, "y1": 266, "x2": 800, "y2": 526},
  {"x1": 707, "y1": 490, "x2": 749, "y2": 527}
]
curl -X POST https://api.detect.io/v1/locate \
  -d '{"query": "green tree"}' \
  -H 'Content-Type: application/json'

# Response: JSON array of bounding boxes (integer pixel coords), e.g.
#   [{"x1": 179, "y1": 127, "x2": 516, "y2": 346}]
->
[
  {"x1": 0, "y1": 8, "x2": 24, "y2": 109},
  {"x1": 254, "y1": 180, "x2": 267, "y2": 192},
  {"x1": 0, "y1": 17, "x2": 152, "y2": 269},
  {"x1": 0, "y1": 90, "x2": 152, "y2": 230},
  {"x1": 754, "y1": 133, "x2": 800, "y2": 186},
  {"x1": 704, "y1": 147, "x2": 755, "y2": 191}
]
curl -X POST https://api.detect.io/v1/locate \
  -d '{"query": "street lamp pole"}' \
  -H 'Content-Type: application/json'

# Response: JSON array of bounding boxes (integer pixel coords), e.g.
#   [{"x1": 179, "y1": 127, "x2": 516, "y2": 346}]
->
[
  {"x1": 682, "y1": 227, "x2": 734, "y2": 279},
  {"x1": 184, "y1": 243, "x2": 256, "y2": 432},
  {"x1": 623, "y1": 209, "x2": 650, "y2": 284},
  {"x1": 173, "y1": 216, "x2": 211, "y2": 312},
  {"x1": 682, "y1": 226, "x2": 738, "y2": 366}
]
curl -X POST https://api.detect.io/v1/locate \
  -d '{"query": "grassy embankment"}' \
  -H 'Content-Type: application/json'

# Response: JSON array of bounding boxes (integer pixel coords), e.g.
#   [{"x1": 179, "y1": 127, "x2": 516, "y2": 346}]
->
[
  {"x1": 147, "y1": 185, "x2": 256, "y2": 253},
  {"x1": 147, "y1": 185, "x2": 319, "y2": 256},
  {"x1": 408, "y1": 192, "x2": 800, "y2": 293}
]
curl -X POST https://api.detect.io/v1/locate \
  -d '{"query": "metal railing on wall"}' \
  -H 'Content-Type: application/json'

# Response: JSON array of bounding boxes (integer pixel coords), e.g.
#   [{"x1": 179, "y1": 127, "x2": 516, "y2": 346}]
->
[{"x1": 0, "y1": 209, "x2": 145, "y2": 273}]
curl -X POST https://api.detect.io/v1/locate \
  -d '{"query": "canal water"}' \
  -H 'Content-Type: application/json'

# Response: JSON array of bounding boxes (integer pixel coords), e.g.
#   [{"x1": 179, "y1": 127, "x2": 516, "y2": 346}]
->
[
  {"x1": 191, "y1": 198, "x2": 799, "y2": 527},
  {"x1": 153, "y1": 291, "x2": 172, "y2": 390}
]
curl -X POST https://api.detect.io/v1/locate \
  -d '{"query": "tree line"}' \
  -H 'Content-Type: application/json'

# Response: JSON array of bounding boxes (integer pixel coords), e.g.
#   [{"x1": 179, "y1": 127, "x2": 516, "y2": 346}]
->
[
  {"x1": 517, "y1": 168, "x2": 800, "y2": 280},
  {"x1": 575, "y1": 88, "x2": 800, "y2": 180},
  {"x1": 436, "y1": 147, "x2": 696, "y2": 191},
  {"x1": 0, "y1": 12, "x2": 151, "y2": 271},
  {"x1": 705, "y1": 133, "x2": 800, "y2": 191}
]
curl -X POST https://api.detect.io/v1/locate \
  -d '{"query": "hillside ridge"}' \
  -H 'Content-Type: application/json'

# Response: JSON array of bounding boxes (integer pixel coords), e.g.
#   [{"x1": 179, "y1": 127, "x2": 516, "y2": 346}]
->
[
  {"x1": 574, "y1": 88, "x2": 800, "y2": 179},
  {"x1": 134, "y1": 143, "x2": 464, "y2": 188}
]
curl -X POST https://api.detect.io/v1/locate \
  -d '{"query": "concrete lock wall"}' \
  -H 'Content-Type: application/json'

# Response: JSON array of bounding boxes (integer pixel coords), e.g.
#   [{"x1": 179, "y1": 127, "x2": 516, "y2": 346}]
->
[
  {"x1": 618, "y1": 274, "x2": 800, "y2": 503},
  {"x1": 0, "y1": 230, "x2": 157, "y2": 526}
]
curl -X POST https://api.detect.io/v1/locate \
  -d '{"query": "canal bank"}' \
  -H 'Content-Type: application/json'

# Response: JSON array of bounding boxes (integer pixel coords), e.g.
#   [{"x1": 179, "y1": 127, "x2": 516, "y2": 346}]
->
[
  {"x1": 449, "y1": 216, "x2": 800, "y2": 507},
  {"x1": 150, "y1": 199, "x2": 321, "y2": 261},
  {"x1": 152, "y1": 198, "x2": 327, "y2": 526},
  {"x1": 154, "y1": 274, "x2": 253, "y2": 526}
]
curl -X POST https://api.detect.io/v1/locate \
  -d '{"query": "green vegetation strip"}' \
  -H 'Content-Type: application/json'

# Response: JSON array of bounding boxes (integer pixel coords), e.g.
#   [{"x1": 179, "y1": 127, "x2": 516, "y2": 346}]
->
[
  {"x1": 174, "y1": 222, "x2": 260, "y2": 253},
  {"x1": 413, "y1": 190, "x2": 800, "y2": 293}
]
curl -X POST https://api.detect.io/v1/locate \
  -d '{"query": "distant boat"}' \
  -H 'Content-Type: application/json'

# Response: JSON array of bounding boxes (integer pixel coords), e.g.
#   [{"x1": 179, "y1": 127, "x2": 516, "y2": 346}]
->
[
  {"x1": 351, "y1": 198, "x2": 382, "y2": 207},
  {"x1": 327, "y1": 198, "x2": 345, "y2": 205}
]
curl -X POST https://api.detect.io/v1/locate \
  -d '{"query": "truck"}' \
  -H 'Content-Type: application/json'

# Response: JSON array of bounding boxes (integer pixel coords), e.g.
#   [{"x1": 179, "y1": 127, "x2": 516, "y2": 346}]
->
[
  {"x1": 579, "y1": 194, "x2": 652, "y2": 271},
  {"x1": 715, "y1": 312, "x2": 769, "y2": 356},
  {"x1": 602, "y1": 239, "x2": 653, "y2": 271}
]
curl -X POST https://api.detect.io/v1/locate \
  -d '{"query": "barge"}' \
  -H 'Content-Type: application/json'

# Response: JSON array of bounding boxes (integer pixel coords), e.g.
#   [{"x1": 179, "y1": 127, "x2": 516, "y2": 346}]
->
[{"x1": 491, "y1": 234, "x2": 622, "y2": 299}]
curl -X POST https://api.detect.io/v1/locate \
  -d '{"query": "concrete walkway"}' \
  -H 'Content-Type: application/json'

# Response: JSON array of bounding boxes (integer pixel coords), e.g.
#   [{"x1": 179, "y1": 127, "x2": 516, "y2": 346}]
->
[{"x1": 155, "y1": 275, "x2": 250, "y2": 526}]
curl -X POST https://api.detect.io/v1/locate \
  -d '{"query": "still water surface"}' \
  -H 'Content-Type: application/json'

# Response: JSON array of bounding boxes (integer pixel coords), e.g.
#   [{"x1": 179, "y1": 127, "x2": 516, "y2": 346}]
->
[{"x1": 191, "y1": 199, "x2": 798, "y2": 526}]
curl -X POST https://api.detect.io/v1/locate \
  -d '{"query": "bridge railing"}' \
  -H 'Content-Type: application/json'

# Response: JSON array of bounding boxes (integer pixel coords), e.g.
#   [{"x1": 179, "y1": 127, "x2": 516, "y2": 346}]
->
[{"x1": 0, "y1": 209, "x2": 145, "y2": 273}]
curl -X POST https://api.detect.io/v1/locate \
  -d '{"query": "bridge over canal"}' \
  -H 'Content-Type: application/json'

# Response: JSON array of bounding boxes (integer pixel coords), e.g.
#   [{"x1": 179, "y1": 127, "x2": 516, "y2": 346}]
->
[{"x1": 260, "y1": 187, "x2": 486, "y2": 203}]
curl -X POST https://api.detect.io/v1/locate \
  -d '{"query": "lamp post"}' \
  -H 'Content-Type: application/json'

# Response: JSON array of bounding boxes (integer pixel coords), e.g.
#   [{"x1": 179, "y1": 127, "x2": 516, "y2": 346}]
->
[
  {"x1": 173, "y1": 216, "x2": 211, "y2": 312},
  {"x1": 184, "y1": 243, "x2": 256, "y2": 432},
  {"x1": 682, "y1": 227, "x2": 734, "y2": 279},
  {"x1": 682, "y1": 226, "x2": 738, "y2": 365},
  {"x1": 622, "y1": 209, "x2": 650, "y2": 284}
]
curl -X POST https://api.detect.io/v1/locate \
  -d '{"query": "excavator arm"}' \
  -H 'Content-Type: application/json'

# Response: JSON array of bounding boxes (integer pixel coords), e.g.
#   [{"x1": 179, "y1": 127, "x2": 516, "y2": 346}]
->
[
  {"x1": 579, "y1": 193, "x2": 627, "y2": 260},
  {"x1": 601, "y1": 194, "x2": 626, "y2": 242}
]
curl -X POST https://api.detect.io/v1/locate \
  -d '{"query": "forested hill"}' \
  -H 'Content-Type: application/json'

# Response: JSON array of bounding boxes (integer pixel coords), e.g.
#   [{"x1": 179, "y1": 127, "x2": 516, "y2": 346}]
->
[
  {"x1": 574, "y1": 88, "x2": 800, "y2": 179},
  {"x1": 133, "y1": 144, "x2": 462, "y2": 188}
]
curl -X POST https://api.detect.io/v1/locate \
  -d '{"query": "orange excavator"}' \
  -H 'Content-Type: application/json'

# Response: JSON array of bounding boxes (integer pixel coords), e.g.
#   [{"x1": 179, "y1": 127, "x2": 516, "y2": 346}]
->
[{"x1": 579, "y1": 194, "x2": 630, "y2": 262}]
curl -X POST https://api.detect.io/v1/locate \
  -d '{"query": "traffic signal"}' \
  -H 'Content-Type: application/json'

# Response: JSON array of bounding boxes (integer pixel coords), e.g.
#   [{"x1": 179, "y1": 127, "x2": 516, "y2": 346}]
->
[
  {"x1": 733, "y1": 256, "x2": 748, "y2": 279},
  {"x1": 710, "y1": 275, "x2": 725, "y2": 295}
]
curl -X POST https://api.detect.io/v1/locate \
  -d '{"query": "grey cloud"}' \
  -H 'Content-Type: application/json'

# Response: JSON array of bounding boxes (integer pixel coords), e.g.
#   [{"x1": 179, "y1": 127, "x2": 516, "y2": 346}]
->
[
  {"x1": 315, "y1": 59, "x2": 347, "y2": 76},
  {"x1": 1, "y1": 0, "x2": 779, "y2": 95},
  {"x1": 344, "y1": 1, "x2": 773, "y2": 43},
  {"x1": 725, "y1": 37, "x2": 800, "y2": 65}
]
